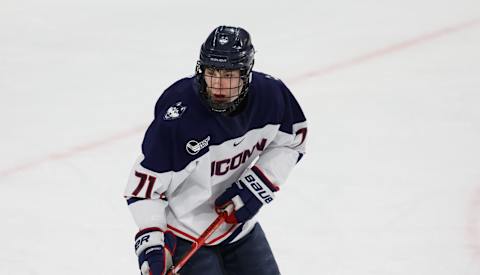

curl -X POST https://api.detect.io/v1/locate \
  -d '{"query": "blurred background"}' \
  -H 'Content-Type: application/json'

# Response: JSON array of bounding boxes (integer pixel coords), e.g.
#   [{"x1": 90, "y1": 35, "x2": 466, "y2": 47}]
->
[{"x1": 1, "y1": 0, "x2": 480, "y2": 274}]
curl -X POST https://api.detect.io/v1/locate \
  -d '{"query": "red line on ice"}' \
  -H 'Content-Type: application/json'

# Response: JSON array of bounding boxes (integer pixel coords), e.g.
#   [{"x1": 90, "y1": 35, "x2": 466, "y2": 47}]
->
[
  {"x1": 287, "y1": 17, "x2": 480, "y2": 83},
  {"x1": 0, "y1": 126, "x2": 145, "y2": 177},
  {"x1": 1, "y1": 18, "x2": 479, "y2": 178}
]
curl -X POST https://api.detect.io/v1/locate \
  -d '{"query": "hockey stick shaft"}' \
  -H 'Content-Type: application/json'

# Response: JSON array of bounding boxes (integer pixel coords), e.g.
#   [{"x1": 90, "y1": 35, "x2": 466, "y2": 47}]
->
[{"x1": 167, "y1": 213, "x2": 227, "y2": 275}]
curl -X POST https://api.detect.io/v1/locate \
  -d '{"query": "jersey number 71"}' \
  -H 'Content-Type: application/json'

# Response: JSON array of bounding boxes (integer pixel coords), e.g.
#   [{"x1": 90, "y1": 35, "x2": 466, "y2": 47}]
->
[{"x1": 131, "y1": 171, "x2": 157, "y2": 199}]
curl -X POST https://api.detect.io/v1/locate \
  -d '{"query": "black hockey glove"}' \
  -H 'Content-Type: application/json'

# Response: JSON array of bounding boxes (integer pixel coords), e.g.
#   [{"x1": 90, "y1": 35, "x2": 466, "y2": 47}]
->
[
  {"x1": 215, "y1": 166, "x2": 279, "y2": 224},
  {"x1": 135, "y1": 228, "x2": 177, "y2": 275}
]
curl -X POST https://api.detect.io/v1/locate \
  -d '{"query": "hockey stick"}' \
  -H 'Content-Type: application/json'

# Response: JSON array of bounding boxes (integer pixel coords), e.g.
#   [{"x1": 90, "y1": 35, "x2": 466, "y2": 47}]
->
[{"x1": 167, "y1": 207, "x2": 232, "y2": 275}]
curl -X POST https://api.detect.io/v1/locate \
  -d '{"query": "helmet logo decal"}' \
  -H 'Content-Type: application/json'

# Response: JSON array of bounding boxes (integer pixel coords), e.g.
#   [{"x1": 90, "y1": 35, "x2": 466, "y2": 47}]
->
[
  {"x1": 163, "y1": 101, "x2": 187, "y2": 120},
  {"x1": 218, "y1": 35, "x2": 229, "y2": 45},
  {"x1": 186, "y1": 136, "x2": 210, "y2": 155}
]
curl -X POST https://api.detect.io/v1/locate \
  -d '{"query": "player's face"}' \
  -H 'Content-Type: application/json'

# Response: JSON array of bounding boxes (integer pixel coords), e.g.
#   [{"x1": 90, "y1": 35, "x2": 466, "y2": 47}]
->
[{"x1": 204, "y1": 68, "x2": 243, "y2": 104}]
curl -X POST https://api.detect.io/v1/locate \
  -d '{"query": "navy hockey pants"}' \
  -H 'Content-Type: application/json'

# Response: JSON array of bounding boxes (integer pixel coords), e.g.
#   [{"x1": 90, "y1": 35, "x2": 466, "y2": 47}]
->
[{"x1": 172, "y1": 223, "x2": 281, "y2": 275}]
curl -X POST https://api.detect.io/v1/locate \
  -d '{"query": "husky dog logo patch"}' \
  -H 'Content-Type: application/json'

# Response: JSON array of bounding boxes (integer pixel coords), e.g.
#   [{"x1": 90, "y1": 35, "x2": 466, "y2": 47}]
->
[{"x1": 164, "y1": 102, "x2": 187, "y2": 120}]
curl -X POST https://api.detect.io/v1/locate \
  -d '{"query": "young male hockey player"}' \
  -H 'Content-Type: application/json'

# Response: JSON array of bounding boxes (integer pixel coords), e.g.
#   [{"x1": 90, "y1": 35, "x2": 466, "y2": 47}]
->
[{"x1": 124, "y1": 26, "x2": 307, "y2": 275}]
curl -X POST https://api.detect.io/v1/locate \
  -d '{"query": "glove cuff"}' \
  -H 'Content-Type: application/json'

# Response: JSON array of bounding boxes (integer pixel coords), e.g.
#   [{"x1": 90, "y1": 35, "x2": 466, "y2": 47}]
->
[
  {"x1": 135, "y1": 227, "x2": 165, "y2": 256},
  {"x1": 251, "y1": 166, "x2": 280, "y2": 192},
  {"x1": 239, "y1": 166, "x2": 278, "y2": 205}
]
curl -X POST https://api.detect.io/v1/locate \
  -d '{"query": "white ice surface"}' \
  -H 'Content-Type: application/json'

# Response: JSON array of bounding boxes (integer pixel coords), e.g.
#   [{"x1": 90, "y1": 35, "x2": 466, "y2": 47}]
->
[{"x1": 1, "y1": 1, "x2": 480, "y2": 274}]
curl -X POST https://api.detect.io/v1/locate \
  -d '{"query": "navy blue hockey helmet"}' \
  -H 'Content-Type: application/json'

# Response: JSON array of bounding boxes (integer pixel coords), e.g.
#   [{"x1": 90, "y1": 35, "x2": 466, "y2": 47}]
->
[{"x1": 196, "y1": 26, "x2": 255, "y2": 114}]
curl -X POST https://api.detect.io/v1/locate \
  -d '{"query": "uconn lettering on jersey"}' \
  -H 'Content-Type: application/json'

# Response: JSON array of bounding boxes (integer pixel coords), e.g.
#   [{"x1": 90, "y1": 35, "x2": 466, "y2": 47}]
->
[{"x1": 211, "y1": 138, "x2": 267, "y2": 176}]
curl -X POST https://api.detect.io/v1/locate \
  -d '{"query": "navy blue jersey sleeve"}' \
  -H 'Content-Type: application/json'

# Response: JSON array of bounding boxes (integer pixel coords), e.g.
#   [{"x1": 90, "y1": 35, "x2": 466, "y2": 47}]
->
[
  {"x1": 278, "y1": 81, "x2": 307, "y2": 135},
  {"x1": 140, "y1": 118, "x2": 177, "y2": 173},
  {"x1": 140, "y1": 80, "x2": 191, "y2": 173},
  {"x1": 140, "y1": 78, "x2": 210, "y2": 173},
  {"x1": 254, "y1": 77, "x2": 307, "y2": 187}
]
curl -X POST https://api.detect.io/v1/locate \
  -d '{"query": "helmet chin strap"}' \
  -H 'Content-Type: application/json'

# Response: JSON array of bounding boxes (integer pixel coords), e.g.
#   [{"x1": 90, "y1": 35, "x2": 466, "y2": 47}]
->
[{"x1": 205, "y1": 87, "x2": 244, "y2": 114}]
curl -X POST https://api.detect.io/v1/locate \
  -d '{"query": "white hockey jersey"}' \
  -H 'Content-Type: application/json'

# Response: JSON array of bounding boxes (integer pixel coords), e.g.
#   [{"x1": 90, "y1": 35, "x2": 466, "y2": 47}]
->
[{"x1": 124, "y1": 71, "x2": 307, "y2": 245}]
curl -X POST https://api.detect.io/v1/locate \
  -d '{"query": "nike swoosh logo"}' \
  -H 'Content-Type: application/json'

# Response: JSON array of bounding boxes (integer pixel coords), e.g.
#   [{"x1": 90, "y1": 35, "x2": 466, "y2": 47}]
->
[{"x1": 233, "y1": 137, "x2": 246, "y2": 146}]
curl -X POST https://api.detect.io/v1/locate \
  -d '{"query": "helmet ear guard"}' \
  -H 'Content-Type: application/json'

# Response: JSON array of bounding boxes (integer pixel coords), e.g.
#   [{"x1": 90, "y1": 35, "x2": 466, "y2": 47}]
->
[{"x1": 196, "y1": 26, "x2": 255, "y2": 114}]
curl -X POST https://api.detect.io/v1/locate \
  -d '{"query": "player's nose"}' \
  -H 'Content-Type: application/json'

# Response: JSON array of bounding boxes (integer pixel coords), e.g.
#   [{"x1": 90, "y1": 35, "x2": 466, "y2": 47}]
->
[{"x1": 211, "y1": 75, "x2": 222, "y2": 87}]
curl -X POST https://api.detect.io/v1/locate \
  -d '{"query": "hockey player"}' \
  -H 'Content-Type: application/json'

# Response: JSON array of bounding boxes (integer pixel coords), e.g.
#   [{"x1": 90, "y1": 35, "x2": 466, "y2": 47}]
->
[{"x1": 125, "y1": 26, "x2": 307, "y2": 275}]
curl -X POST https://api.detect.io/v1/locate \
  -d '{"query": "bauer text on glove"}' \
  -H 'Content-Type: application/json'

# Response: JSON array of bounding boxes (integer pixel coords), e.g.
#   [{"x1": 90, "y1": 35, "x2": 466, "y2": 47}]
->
[{"x1": 215, "y1": 166, "x2": 279, "y2": 224}]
